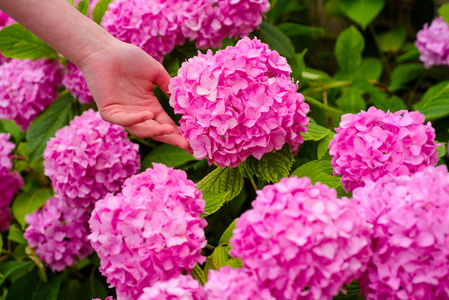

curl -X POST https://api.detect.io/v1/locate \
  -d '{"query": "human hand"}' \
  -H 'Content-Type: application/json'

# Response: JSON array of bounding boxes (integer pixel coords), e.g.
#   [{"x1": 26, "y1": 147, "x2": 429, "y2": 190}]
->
[{"x1": 78, "y1": 40, "x2": 189, "y2": 150}]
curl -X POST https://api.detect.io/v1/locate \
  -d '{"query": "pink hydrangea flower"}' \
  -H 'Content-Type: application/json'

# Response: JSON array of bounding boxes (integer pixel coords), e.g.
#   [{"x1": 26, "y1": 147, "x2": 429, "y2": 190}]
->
[
  {"x1": 353, "y1": 165, "x2": 449, "y2": 299},
  {"x1": 138, "y1": 275, "x2": 205, "y2": 300},
  {"x1": 0, "y1": 133, "x2": 23, "y2": 207},
  {"x1": 92, "y1": 297, "x2": 115, "y2": 300},
  {"x1": 24, "y1": 195, "x2": 93, "y2": 272},
  {"x1": 169, "y1": 37, "x2": 309, "y2": 168},
  {"x1": 89, "y1": 163, "x2": 207, "y2": 300},
  {"x1": 0, "y1": 10, "x2": 15, "y2": 65},
  {"x1": 415, "y1": 17, "x2": 449, "y2": 68},
  {"x1": 0, "y1": 59, "x2": 62, "y2": 130},
  {"x1": 62, "y1": 62, "x2": 93, "y2": 104},
  {"x1": 204, "y1": 266, "x2": 273, "y2": 300},
  {"x1": 181, "y1": 0, "x2": 270, "y2": 49},
  {"x1": 101, "y1": 0, "x2": 185, "y2": 62},
  {"x1": 43, "y1": 109, "x2": 140, "y2": 209},
  {"x1": 230, "y1": 176, "x2": 372, "y2": 299},
  {"x1": 0, "y1": 205, "x2": 12, "y2": 232},
  {"x1": 328, "y1": 107, "x2": 438, "y2": 192}
]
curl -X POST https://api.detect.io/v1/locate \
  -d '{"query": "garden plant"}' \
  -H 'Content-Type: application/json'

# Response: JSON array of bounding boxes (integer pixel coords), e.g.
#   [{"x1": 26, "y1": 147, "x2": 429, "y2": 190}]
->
[{"x1": 0, "y1": 0, "x2": 449, "y2": 299}]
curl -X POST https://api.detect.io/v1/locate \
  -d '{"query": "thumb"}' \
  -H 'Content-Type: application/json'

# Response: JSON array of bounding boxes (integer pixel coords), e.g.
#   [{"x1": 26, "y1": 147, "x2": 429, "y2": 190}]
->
[{"x1": 152, "y1": 63, "x2": 172, "y2": 97}]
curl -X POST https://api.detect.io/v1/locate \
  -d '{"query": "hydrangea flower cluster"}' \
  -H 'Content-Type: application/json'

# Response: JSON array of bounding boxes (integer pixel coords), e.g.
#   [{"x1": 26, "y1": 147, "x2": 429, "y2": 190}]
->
[
  {"x1": 0, "y1": 133, "x2": 23, "y2": 208},
  {"x1": 230, "y1": 176, "x2": 372, "y2": 299},
  {"x1": 0, "y1": 205, "x2": 12, "y2": 232},
  {"x1": 204, "y1": 266, "x2": 273, "y2": 300},
  {"x1": 138, "y1": 275, "x2": 205, "y2": 300},
  {"x1": 415, "y1": 17, "x2": 449, "y2": 68},
  {"x1": 24, "y1": 195, "x2": 93, "y2": 272},
  {"x1": 101, "y1": 0, "x2": 185, "y2": 62},
  {"x1": 43, "y1": 109, "x2": 140, "y2": 209},
  {"x1": 62, "y1": 62, "x2": 93, "y2": 104},
  {"x1": 169, "y1": 37, "x2": 310, "y2": 168},
  {"x1": 181, "y1": 0, "x2": 270, "y2": 49},
  {"x1": 353, "y1": 166, "x2": 449, "y2": 299},
  {"x1": 328, "y1": 107, "x2": 438, "y2": 192},
  {"x1": 89, "y1": 163, "x2": 207, "y2": 300},
  {"x1": 0, "y1": 59, "x2": 62, "y2": 130}
]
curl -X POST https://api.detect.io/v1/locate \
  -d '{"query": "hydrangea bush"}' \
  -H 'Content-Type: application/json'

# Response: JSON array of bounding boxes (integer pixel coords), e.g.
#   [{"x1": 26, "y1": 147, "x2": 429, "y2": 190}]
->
[{"x1": 1, "y1": 1, "x2": 449, "y2": 300}]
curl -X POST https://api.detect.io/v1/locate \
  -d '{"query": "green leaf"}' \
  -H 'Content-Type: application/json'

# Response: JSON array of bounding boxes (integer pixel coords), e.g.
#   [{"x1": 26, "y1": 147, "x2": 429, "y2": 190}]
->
[
  {"x1": 246, "y1": 144, "x2": 294, "y2": 183},
  {"x1": 338, "y1": 0, "x2": 385, "y2": 29},
  {"x1": 335, "y1": 26, "x2": 365, "y2": 77},
  {"x1": 291, "y1": 160, "x2": 342, "y2": 189},
  {"x1": 389, "y1": 63, "x2": 425, "y2": 92},
  {"x1": 336, "y1": 87, "x2": 366, "y2": 113},
  {"x1": 0, "y1": 24, "x2": 58, "y2": 60},
  {"x1": 439, "y1": 3, "x2": 449, "y2": 25},
  {"x1": 26, "y1": 93, "x2": 74, "y2": 164},
  {"x1": 277, "y1": 23, "x2": 324, "y2": 37},
  {"x1": 0, "y1": 261, "x2": 33, "y2": 287},
  {"x1": 8, "y1": 224, "x2": 28, "y2": 245},
  {"x1": 437, "y1": 142, "x2": 447, "y2": 160},
  {"x1": 192, "y1": 264, "x2": 207, "y2": 286},
  {"x1": 317, "y1": 132, "x2": 335, "y2": 160},
  {"x1": 6, "y1": 269, "x2": 61, "y2": 300},
  {"x1": 370, "y1": 92, "x2": 406, "y2": 112},
  {"x1": 291, "y1": 50, "x2": 306, "y2": 82},
  {"x1": 92, "y1": 0, "x2": 113, "y2": 24},
  {"x1": 211, "y1": 245, "x2": 232, "y2": 269},
  {"x1": 201, "y1": 191, "x2": 230, "y2": 217},
  {"x1": 305, "y1": 96, "x2": 345, "y2": 127},
  {"x1": 354, "y1": 58, "x2": 383, "y2": 81},
  {"x1": 197, "y1": 167, "x2": 244, "y2": 203},
  {"x1": 141, "y1": 144, "x2": 196, "y2": 170},
  {"x1": 377, "y1": 26, "x2": 406, "y2": 53},
  {"x1": 259, "y1": 21, "x2": 295, "y2": 61},
  {"x1": 0, "y1": 120, "x2": 24, "y2": 143},
  {"x1": 413, "y1": 81, "x2": 449, "y2": 120},
  {"x1": 301, "y1": 122, "x2": 331, "y2": 142},
  {"x1": 302, "y1": 67, "x2": 332, "y2": 82},
  {"x1": 266, "y1": 0, "x2": 291, "y2": 23},
  {"x1": 218, "y1": 219, "x2": 237, "y2": 245},
  {"x1": 76, "y1": 0, "x2": 90, "y2": 15},
  {"x1": 334, "y1": 281, "x2": 364, "y2": 299},
  {"x1": 12, "y1": 188, "x2": 51, "y2": 229}
]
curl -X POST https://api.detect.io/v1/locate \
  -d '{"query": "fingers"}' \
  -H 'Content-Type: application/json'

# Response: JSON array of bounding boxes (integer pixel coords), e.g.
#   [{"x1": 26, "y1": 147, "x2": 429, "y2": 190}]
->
[
  {"x1": 101, "y1": 110, "x2": 154, "y2": 128},
  {"x1": 152, "y1": 133, "x2": 189, "y2": 150},
  {"x1": 126, "y1": 119, "x2": 175, "y2": 138},
  {"x1": 151, "y1": 65, "x2": 171, "y2": 96}
]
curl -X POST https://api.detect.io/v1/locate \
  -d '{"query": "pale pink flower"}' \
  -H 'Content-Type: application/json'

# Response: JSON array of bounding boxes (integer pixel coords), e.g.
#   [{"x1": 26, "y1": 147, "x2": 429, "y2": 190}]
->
[
  {"x1": 415, "y1": 17, "x2": 449, "y2": 68},
  {"x1": 205, "y1": 266, "x2": 273, "y2": 300},
  {"x1": 230, "y1": 176, "x2": 372, "y2": 299},
  {"x1": 89, "y1": 163, "x2": 207, "y2": 300},
  {"x1": 138, "y1": 275, "x2": 205, "y2": 300},
  {"x1": 0, "y1": 59, "x2": 62, "y2": 130},
  {"x1": 43, "y1": 109, "x2": 140, "y2": 209},
  {"x1": 329, "y1": 107, "x2": 438, "y2": 192},
  {"x1": 0, "y1": 133, "x2": 23, "y2": 207},
  {"x1": 62, "y1": 62, "x2": 93, "y2": 104},
  {"x1": 24, "y1": 195, "x2": 93, "y2": 272},
  {"x1": 354, "y1": 165, "x2": 449, "y2": 299},
  {"x1": 169, "y1": 37, "x2": 309, "y2": 168},
  {"x1": 181, "y1": 0, "x2": 270, "y2": 49}
]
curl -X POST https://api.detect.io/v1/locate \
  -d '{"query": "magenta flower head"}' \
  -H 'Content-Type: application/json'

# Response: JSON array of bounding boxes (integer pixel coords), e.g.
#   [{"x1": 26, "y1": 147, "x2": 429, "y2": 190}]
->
[
  {"x1": 43, "y1": 109, "x2": 140, "y2": 209},
  {"x1": 101, "y1": 0, "x2": 185, "y2": 62},
  {"x1": 328, "y1": 107, "x2": 438, "y2": 192},
  {"x1": 204, "y1": 266, "x2": 274, "y2": 300},
  {"x1": 24, "y1": 195, "x2": 93, "y2": 272},
  {"x1": 169, "y1": 37, "x2": 310, "y2": 168},
  {"x1": 353, "y1": 165, "x2": 449, "y2": 299},
  {"x1": 62, "y1": 62, "x2": 93, "y2": 104},
  {"x1": 181, "y1": 0, "x2": 270, "y2": 49},
  {"x1": 88, "y1": 163, "x2": 207, "y2": 300},
  {"x1": 137, "y1": 275, "x2": 205, "y2": 300},
  {"x1": 415, "y1": 17, "x2": 449, "y2": 68},
  {"x1": 0, "y1": 133, "x2": 23, "y2": 207},
  {"x1": 230, "y1": 176, "x2": 372, "y2": 299},
  {"x1": 0, "y1": 205, "x2": 12, "y2": 232},
  {"x1": 0, "y1": 59, "x2": 62, "y2": 130}
]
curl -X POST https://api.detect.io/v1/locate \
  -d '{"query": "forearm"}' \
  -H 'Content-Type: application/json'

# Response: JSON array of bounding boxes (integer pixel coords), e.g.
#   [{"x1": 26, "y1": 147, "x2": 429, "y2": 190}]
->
[{"x1": 0, "y1": 0, "x2": 116, "y2": 66}]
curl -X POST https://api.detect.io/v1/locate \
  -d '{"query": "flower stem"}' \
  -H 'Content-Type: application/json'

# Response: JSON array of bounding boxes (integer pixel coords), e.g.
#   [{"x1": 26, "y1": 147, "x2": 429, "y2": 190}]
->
[{"x1": 205, "y1": 244, "x2": 215, "y2": 251}]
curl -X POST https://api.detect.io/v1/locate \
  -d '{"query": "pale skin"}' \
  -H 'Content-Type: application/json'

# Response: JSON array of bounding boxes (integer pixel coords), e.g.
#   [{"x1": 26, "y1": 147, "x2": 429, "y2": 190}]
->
[{"x1": 0, "y1": 0, "x2": 189, "y2": 149}]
